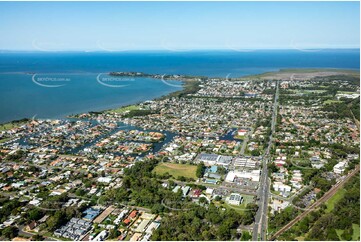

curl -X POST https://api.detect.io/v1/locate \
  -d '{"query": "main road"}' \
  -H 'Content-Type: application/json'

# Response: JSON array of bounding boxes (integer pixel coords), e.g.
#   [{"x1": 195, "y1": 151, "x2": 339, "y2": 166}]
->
[{"x1": 252, "y1": 81, "x2": 279, "y2": 241}]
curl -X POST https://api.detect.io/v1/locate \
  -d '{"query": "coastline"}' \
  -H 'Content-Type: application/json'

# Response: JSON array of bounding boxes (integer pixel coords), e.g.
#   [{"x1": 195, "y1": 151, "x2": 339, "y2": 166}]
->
[
  {"x1": 104, "y1": 68, "x2": 360, "y2": 115},
  {"x1": 69, "y1": 72, "x2": 203, "y2": 118},
  {"x1": 0, "y1": 68, "x2": 359, "y2": 126},
  {"x1": 240, "y1": 68, "x2": 360, "y2": 80}
]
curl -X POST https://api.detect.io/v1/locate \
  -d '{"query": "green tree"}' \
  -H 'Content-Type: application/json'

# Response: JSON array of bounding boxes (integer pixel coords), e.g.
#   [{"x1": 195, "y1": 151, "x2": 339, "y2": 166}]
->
[
  {"x1": 251, "y1": 149, "x2": 260, "y2": 156},
  {"x1": 46, "y1": 211, "x2": 66, "y2": 231},
  {"x1": 214, "y1": 196, "x2": 221, "y2": 201},
  {"x1": 241, "y1": 231, "x2": 252, "y2": 241},
  {"x1": 199, "y1": 197, "x2": 208, "y2": 204},
  {"x1": 1, "y1": 226, "x2": 18, "y2": 239},
  {"x1": 32, "y1": 234, "x2": 45, "y2": 241},
  {"x1": 196, "y1": 162, "x2": 206, "y2": 178},
  {"x1": 75, "y1": 188, "x2": 86, "y2": 197},
  {"x1": 26, "y1": 208, "x2": 43, "y2": 222},
  {"x1": 109, "y1": 228, "x2": 121, "y2": 239},
  {"x1": 327, "y1": 228, "x2": 340, "y2": 241}
]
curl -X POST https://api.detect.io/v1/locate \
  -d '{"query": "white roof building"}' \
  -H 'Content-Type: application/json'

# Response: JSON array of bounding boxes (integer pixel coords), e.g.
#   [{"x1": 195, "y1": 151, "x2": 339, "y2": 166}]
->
[
  {"x1": 97, "y1": 177, "x2": 112, "y2": 183},
  {"x1": 333, "y1": 161, "x2": 348, "y2": 174},
  {"x1": 273, "y1": 182, "x2": 292, "y2": 194},
  {"x1": 205, "y1": 188, "x2": 214, "y2": 195},
  {"x1": 225, "y1": 170, "x2": 260, "y2": 182},
  {"x1": 226, "y1": 193, "x2": 243, "y2": 206},
  {"x1": 93, "y1": 230, "x2": 108, "y2": 241}
]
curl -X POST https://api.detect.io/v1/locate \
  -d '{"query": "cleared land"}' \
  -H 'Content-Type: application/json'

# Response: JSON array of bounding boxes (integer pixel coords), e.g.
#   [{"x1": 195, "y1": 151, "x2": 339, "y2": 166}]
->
[
  {"x1": 325, "y1": 188, "x2": 346, "y2": 213},
  {"x1": 241, "y1": 68, "x2": 359, "y2": 81},
  {"x1": 336, "y1": 229, "x2": 344, "y2": 240},
  {"x1": 337, "y1": 91, "x2": 359, "y2": 94},
  {"x1": 107, "y1": 105, "x2": 140, "y2": 113},
  {"x1": 222, "y1": 194, "x2": 254, "y2": 215},
  {"x1": 0, "y1": 137, "x2": 11, "y2": 143},
  {"x1": 352, "y1": 224, "x2": 360, "y2": 241},
  {"x1": 335, "y1": 223, "x2": 361, "y2": 240},
  {"x1": 323, "y1": 99, "x2": 343, "y2": 105},
  {"x1": 294, "y1": 89, "x2": 327, "y2": 94},
  {"x1": 0, "y1": 122, "x2": 26, "y2": 131},
  {"x1": 153, "y1": 162, "x2": 197, "y2": 180}
]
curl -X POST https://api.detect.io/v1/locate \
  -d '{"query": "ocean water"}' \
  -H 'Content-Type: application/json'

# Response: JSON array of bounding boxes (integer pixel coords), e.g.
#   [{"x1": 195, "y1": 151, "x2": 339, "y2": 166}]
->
[{"x1": 0, "y1": 49, "x2": 359, "y2": 123}]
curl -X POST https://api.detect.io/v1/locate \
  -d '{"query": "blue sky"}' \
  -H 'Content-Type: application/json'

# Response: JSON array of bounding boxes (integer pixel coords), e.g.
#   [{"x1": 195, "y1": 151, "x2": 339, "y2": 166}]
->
[{"x1": 0, "y1": 1, "x2": 359, "y2": 51}]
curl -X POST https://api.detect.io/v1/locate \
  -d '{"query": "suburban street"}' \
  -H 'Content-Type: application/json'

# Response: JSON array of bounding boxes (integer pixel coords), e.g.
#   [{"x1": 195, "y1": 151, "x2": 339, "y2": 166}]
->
[
  {"x1": 240, "y1": 127, "x2": 254, "y2": 156},
  {"x1": 252, "y1": 81, "x2": 279, "y2": 241}
]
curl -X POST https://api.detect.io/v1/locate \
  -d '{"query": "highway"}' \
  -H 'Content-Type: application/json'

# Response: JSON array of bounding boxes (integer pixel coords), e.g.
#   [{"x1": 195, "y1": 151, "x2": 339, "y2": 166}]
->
[
  {"x1": 252, "y1": 81, "x2": 279, "y2": 241},
  {"x1": 270, "y1": 165, "x2": 360, "y2": 240}
]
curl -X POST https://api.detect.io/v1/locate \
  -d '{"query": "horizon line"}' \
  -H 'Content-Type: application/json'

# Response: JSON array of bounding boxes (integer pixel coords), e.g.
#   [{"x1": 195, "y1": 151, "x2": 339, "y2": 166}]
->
[{"x1": 0, "y1": 47, "x2": 360, "y2": 53}]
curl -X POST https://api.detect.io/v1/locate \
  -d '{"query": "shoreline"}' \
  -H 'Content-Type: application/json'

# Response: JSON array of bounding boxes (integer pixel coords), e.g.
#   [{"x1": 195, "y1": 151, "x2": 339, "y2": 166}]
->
[
  {"x1": 69, "y1": 72, "x2": 203, "y2": 118},
  {"x1": 240, "y1": 68, "x2": 360, "y2": 81},
  {"x1": 0, "y1": 68, "x2": 359, "y2": 126}
]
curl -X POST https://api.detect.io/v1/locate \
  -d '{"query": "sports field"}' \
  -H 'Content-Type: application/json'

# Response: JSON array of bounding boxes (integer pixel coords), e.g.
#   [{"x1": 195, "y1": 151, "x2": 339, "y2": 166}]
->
[
  {"x1": 108, "y1": 105, "x2": 139, "y2": 113},
  {"x1": 153, "y1": 162, "x2": 197, "y2": 180}
]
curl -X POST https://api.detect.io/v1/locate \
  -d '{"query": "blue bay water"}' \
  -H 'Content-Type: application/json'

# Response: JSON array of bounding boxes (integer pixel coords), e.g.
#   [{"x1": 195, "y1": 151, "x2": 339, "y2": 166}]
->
[
  {"x1": 0, "y1": 74, "x2": 182, "y2": 123},
  {"x1": 0, "y1": 49, "x2": 359, "y2": 123}
]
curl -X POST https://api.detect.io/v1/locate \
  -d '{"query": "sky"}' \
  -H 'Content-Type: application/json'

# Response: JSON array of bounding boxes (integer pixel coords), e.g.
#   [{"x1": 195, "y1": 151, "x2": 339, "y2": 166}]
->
[{"x1": 0, "y1": 1, "x2": 359, "y2": 51}]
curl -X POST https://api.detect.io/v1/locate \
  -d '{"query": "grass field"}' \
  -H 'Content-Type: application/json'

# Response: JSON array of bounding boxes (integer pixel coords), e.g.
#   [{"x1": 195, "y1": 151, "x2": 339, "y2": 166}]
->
[
  {"x1": 222, "y1": 194, "x2": 254, "y2": 215},
  {"x1": 223, "y1": 203, "x2": 246, "y2": 215},
  {"x1": 325, "y1": 188, "x2": 346, "y2": 213},
  {"x1": 324, "y1": 99, "x2": 343, "y2": 105},
  {"x1": 242, "y1": 194, "x2": 254, "y2": 205},
  {"x1": 296, "y1": 89, "x2": 327, "y2": 94},
  {"x1": 325, "y1": 189, "x2": 359, "y2": 240},
  {"x1": 241, "y1": 68, "x2": 359, "y2": 81},
  {"x1": 336, "y1": 229, "x2": 344, "y2": 240},
  {"x1": 108, "y1": 105, "x2": 140, "y2": 113},
  {"x1": 0, "y1": 122, "x2": 25, "y2": 131},
  {"x1": 337, "y1": 91, "x2": 359, "y2": 94},
  {"x1": 0, "y1": 137, "x2": 11, "y2": 143},
  {"x1": 293, "y1": 175, "x2": 358, "y2": 241},
  {"x1": 352, "y1": 224, "x2": 360, "y2": 241},
  {"x1": 333, "y1": 224, "x2": 360, "y2": 241},
  {"x1": 278, "y1": 68, "x2": 360, "y2": 74},
  {"x1": 153, "y1": 162, "x2": 197, "y2": 180}
]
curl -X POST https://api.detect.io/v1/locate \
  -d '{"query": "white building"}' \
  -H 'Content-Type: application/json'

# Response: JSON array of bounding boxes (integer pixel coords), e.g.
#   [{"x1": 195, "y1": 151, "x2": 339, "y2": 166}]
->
[
  {"x1": 205, "y1": 188, "x2": 214, "y2": 195},
  {"x1": 225, "y1": 170, "x2": 260, "y2": 182},
  {"x1": 97, "y1": 177, "x2": 112, "y2": 183},
  {"x1": 273, "y1": 182, "x2": 292, "y2": 194},
  {"x1": 233, "y1": 158, "x2": 258, "y2": 169},
  {"x1": 270, "y1": 199, "x2": 290, "y2": 213},
  {"x1": 226, "y1": 193, "x2": 243, "y2": 206},
  {"x1": 237, "y1": 129, "x2": 247, "y2": 136},
  {"x1": 333, "y1": 161, "x2": 348, "y2": 174},
  {"x1": 197, "y1": 153, "x2": 232, "y2": 167},
  {"x1": 336, "y1": 93, "x2": 360, "y2": 99},
  {"x1": 93, "y1": 230, "x2": 108, "y2": 241}
]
